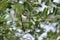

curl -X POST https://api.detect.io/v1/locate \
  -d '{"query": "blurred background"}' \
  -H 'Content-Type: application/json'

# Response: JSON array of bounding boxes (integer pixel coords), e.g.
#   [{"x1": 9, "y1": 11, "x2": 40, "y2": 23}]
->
[{"x1": 0, "y1": 0, "x2": 60, "y2": 40}]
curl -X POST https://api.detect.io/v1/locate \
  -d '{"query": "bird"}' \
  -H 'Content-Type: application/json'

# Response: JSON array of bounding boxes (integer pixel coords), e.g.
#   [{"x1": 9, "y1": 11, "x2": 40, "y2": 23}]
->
[{"x1": 22, "y1": 10, "x2": 27, "y2": 32}]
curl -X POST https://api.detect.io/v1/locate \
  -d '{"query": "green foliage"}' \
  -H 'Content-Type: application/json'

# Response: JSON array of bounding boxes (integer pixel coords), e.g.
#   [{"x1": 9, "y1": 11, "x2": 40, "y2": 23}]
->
[
  {"x1": 0, "y1": 1, "x2": 8, "y2": 10},
  {"x1": 0, "y1": 0, "x2": 60, "y2": 40}
]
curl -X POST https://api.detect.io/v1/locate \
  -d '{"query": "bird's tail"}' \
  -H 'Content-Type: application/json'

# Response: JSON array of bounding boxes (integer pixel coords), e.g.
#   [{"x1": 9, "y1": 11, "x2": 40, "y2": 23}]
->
[{"x1": 22, "y1": 22, "x2": 25, "y2": 32}]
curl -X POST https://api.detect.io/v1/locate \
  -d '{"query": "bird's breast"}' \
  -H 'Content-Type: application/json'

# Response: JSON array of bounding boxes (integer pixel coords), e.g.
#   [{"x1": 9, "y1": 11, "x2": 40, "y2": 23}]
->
[{"x1": 22, "y1": 15, "x2": 27, "y2": 22}]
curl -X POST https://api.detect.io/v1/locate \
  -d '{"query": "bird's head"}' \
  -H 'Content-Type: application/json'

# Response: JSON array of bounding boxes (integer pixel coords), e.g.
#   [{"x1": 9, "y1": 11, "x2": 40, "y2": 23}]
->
[{"x1": 22, "y1": 10, "x2": 27, "y2": 16}]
